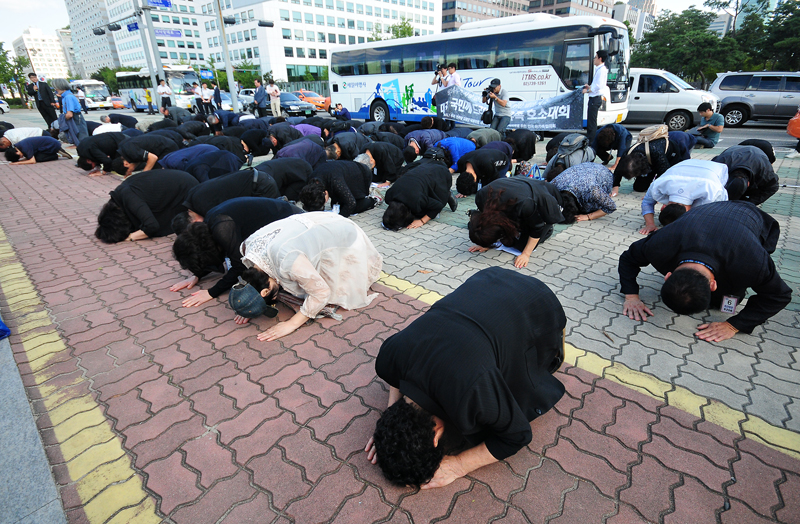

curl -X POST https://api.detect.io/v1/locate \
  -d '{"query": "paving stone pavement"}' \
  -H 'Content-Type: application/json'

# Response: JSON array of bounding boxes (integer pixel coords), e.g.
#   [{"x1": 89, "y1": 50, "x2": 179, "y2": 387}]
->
[{"x1": 0, "y1": 141, "x2": 798, "y2": 523}]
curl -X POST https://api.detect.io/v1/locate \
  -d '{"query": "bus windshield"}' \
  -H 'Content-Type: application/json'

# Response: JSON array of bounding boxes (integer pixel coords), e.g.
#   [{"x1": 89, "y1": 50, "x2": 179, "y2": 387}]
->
[
  {"x1": 598, "y1": 28, "x2": 629, "y2": 86},
  {"x1": 84, "y1": 85, "x2": 110, "y2": 99},
  {"x1": 167, "y1": 71, "x2": 201, "y2": 95}
]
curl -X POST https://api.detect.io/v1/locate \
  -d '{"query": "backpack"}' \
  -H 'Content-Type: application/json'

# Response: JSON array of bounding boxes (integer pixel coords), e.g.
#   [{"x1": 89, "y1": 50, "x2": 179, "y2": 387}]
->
[
  {"x1": 542, "y1": 133, "x2": 596, "y2": 179},
  {"x1": 629, "y1": 124, "x2": 669, "y2": 163}
]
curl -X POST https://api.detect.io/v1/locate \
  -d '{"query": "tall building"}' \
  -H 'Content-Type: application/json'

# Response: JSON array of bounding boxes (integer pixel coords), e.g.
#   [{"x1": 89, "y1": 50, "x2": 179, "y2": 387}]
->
[
  {"x1": 106, "y1": 0, "x2": 208, "y2": 69},
  {"x1": 12, "y1": 27, "x2": 71, "y2": 80},
  {"x1": 441, "y1": 0, "x2": 529, "y2": 33},
  {"x1": 64, "y1": 0, "x2": 120, "y2": 75},
  {"x1": 528, "y1": 0, "x2": 613, "y2": 17},
  {"x1": 202, "y1": 0, "x2": 441, "y2": 83},
  {"x1": 627, "y1": 0, "x2": 656, "y2": 16},
  {"x1": 56, "y1": 29, "x2": 84, "y2": 78},
  {"x1": 708, "y1": 12, "x2": 732, "y2": 37},
  {"x1": 612, "y1": 3, "x2": 654, "y2": 40}
]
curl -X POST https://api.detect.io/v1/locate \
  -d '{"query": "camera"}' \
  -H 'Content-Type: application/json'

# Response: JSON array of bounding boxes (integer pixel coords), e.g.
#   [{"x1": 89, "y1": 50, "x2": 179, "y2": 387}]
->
[
  {"x1": 482, "y1": 87, "x2": 492, "y2": 99},
  {"x1": 435, "y1": 63, "x2": 444, "y2": 74}
]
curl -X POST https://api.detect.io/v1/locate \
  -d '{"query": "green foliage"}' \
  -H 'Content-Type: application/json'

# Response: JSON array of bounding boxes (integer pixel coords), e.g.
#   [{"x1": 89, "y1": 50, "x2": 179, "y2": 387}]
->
[
  {"x1": 703, "y1": 0, "x2": 747, "y2": 37},
  {"x1": 764, "y1": 0, "x2": 800, "y2": 71},
  {"x1": 390, "y1": 17, "x2": 415, "y2": 39},
  {"x1": 623, "y1": 20, "x2": 635, "y2": 47},
  {"x1": 369, "y1": 26, "x2": 384, "y2": 42},
  {"x1": 0, "y1": 44, "x2": 31, "y2": 101},
  {"x1": 90, "y1": 66, "x2": 138, "y2": 93}
]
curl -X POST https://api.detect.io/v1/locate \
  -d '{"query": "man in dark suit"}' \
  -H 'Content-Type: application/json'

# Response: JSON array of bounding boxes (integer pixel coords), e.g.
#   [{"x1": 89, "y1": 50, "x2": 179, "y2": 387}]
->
[
  {"x1": 100, "y1": 113, "x2": 138, "y2": 129},
  {"x1": 367, "y1": 267, "x2": 566, "y2": 488},
  {"x1": 212, "y1": 81, "x2": 222, "y2": 110},
  {"x1": 619, "y1": 201, "x2": 792, "y2": 341},
  {"x1": 26, "y1": 73, "x2": 58, "y2": 128}
]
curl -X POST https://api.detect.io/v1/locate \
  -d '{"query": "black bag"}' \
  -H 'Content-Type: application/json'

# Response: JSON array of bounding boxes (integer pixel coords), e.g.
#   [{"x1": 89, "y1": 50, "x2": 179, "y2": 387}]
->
[
  {"x1": 431, "y1": 90, "x2": 437, "y2": 107},
  {"x1": 481, "y1": 99, "x2": 493, "y2": 125}
]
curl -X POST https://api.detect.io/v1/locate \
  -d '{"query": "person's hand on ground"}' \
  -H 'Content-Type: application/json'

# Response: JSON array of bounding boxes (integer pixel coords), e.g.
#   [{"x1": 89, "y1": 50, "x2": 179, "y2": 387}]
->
[
  {"x1": 421, "y1": 455, "x2": 465, "y2": 490},
  {"x1": 234, "y1": 315, "x2": 251, "y2": 325},
  {"x1": 576, "y1": 214, "x2": 590, "y2": 222},
  {"x1": 623, "y1": 295, "x2": 653, "y2": 321},
  {"x1": 257, "y1": 321, "x2": 299, "y2": 341},
  {"x1": 182, "y1": 290, "x2": 213, "y2": 307},
  {"x1": 695, "y1": 322, "x2": 737, "y2": 342},
  {"x1": 610, "y1": 186, "x2": 619, "y2": 197},
  {"x1": 407, "y1": 219, "x2": 424, "y2": 229},
  {"x1": 170, "y1": 276, "x2": 199, "y2": 292},
  {"x1": 456, "y1": 193, "x2": 467, "y2": 198},
  {"x1": 365, "y1": 437, "x2": 378, "y2": 465},
  {"x1": 468, "y1": 245, "x2": 489, "y2": 253},
  {"x1": 638, "y1": 224, "x2": 658, "y2": 235},
  {"x1": 514, "y1": 253, "x2": 530, "y2": 268},
  {"x1": 377, "y1": 181, "x2": 390, "y2": 188}
]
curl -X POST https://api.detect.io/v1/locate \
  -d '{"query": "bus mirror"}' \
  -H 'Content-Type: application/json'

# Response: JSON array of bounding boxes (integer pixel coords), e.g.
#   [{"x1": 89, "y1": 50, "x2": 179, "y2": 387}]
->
[{"x1": 608, "y1": 39, "x2": 619, "y2": 55}]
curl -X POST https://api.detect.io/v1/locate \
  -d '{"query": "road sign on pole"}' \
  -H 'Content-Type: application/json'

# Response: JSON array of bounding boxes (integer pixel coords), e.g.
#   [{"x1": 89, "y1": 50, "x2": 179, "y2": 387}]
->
[{"x1": 127, "y1": 22, "x2": 139, "y2": 32}]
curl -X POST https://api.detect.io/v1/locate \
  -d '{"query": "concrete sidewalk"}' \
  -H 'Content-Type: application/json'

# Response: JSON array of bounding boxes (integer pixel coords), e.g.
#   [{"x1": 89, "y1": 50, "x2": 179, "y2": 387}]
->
[{"x1": 0, "y1": 130, "x2": 798, "y2": 523}]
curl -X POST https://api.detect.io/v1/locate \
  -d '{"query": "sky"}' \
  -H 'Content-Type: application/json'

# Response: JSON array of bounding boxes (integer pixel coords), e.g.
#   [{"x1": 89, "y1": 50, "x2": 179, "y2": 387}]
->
[{"x1": 0, "y1": 0, "x2": 70, "y2": 55}]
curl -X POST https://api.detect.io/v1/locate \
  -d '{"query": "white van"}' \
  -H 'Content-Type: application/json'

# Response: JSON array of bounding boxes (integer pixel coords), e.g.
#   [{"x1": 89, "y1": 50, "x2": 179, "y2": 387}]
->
[{"x1": 624, "y1": 68, "x2": 720, "y2": 131}]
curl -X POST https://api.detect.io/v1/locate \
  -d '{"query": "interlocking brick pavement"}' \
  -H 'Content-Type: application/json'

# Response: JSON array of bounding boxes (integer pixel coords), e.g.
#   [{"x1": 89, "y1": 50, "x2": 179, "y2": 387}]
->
[{"x1": 0, "y1": 143, "x2": 799, "y2": 523}]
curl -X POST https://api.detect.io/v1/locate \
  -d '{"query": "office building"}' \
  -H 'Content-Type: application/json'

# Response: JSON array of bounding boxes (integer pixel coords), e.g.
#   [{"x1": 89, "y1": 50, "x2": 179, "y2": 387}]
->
[
  {"x1": 612, "y1": 3, "x2": 654, "y2": 40},
  {"x1": 12, "y1": 27, "x2": 71, "y2": 80},
  {"x1": 56, "y1": 29, "x2": 84, "y2": 78},
  {"x1": 64, "y1": 0, "x2": 120, "y2": 74},
  {"x1": 202, "y1": 0, "x2": 441, "y2": 82},
  {"x1": 528, "y1": 0, "x2": 613, "y2": 18},
  {"x1": 708, "y1": 12, "x2": 732, "y2": 37},
  {"x1": 627, "y1": 0, "x2": 656, "y2": 16},
  {"x1": 441, "y1": 0, "x2": 528, "y2": 33}
]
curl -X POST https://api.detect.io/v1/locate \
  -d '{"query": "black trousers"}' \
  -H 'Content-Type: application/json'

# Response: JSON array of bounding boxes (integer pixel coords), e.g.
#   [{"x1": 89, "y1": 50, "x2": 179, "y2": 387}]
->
[
  {"x1": 37, "y1": 101, "x2": 58, "y2": 128},
  {"x1": 203, "y1": 102, "x2": 214, "y2": 114},
  {"x1": 161, "y1": 96, "x2": 171, "y2": 109},
  {"x1": 256, "y1": 107, "x2": 269, "y2": 118},
  {"x1": 253, "y1": 171, "x2": 281, "y2": 199},
  {"x1": 586, "y1": 96, "x2": 602, "y2": 143}
]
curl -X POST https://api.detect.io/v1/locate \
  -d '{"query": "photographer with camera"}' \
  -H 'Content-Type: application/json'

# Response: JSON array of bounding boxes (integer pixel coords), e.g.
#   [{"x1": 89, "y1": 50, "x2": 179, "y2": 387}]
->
[
  {"x1": 431, "y1": 64, "x2": 448, "y2": 88},
  {"x1": 482, "y1": 79, "x2": 511, "y2": 134}
]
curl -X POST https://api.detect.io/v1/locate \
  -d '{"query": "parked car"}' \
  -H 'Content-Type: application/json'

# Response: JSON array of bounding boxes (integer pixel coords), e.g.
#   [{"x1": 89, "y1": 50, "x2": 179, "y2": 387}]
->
[
  {"x1": 624, "y1": 68, "x2": 720, "y2": 131},
  {"x1": 236, "y1": 92, "x2": 255, "y2": 107},
  {"x1": 110, "y1": 96, "x2": 126, "y2": 109},
  {"x1": 0, "y1": 99, "x2": 9, "y2": 114},
  {"x1": 239, "y1": 88, "x2": 256, "y2": 98},
  {"x1": 292, "y1": 90, "x2": 327, "y2": 111},
  {"x1": 279, "y1": 92, "x2": 316, "y2": 117},
  {"x1": 191, "y1": 92, "x2": 244, "y2": 112},
  {"x1": 709, "y1": 71, "x2": 800, "y2": 127},
  {"x1": 324, "y1": 96, "x2": 331, "y2": 113}
]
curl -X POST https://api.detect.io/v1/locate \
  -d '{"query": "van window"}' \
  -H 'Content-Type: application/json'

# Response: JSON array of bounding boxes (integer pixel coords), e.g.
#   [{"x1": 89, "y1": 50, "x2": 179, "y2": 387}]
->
[
  {"x1": 783, "y1": 76, "x2": 800, "y2": 92},
  {"x1": 639, "y1": 75, "x2": 673, "y2": 93},
  {"x1": 719, "y1": 75, "x2": 751, "y2": 91},
  {"x1": 756, "y1": 76, "x2": 781, "y2": 91}
]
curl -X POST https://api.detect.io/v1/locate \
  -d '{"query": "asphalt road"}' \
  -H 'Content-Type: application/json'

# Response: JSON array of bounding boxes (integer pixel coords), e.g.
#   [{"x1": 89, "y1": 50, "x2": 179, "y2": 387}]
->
[{"x1": 2, "y1": 107, "x2": 796, "y2": 150}]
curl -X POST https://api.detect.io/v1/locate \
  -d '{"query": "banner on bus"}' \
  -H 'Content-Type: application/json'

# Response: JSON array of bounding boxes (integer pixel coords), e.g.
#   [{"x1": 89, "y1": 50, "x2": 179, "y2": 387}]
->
[{"x1": 434, "y1": 86, "x2": 584, "y2": 131}]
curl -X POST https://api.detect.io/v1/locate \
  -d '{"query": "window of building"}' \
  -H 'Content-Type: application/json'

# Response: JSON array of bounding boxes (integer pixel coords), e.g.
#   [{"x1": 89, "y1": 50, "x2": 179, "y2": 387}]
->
[
  {"x1": 329, "y1": 32, "x2": 336, "y2": 41},
  {"x1": 357, "y1": 20, "x2": 364, "y2": 29},
  {"x1": 357, "y1": 3, "x2": 364, "y2": 13},
  {"x1": 160, "y1": 51, "x2": 168, "y2": 58},
  {"x1": 167, "y1": 40, "x2": 176, "y2": 47},
  {"x1": 253, "y1": 48, "x2": 259, "y2": 57},
  {"x1": 204, "y1": 21, "x2": 210, "y2": 31},
  {"x1": 348, "y1": 19, "x2": 355, "y2": 28},
  {"x1": 251, "y1": 29, "x2": 257, "y2": 39},
  {"x1": 297, "y1": 47, "x2": 305, "y2": 57},
  {"x1": 295, "y1": 29, "x2": 304, "y2": 39},
  {"x1": 315, "y1": 0, "x2": 323, "y2": 6},
  {"x1": 367, "y1": 21, "x2": 373, "y2": 30},
  {"x1": 157, "y1": 39, "x2": 165, "y2": 47},
  {"x1": 339, "y1": 34, "x2": 346, "y2": 43},
  {"x1": 293, "y1": 11, "x2": 302, "y2": 22},
  {"x1": 283, "y1": 28, "x2": 292, "y2": 39},
  {"x1": 349, "y1": 35, "x2": 355, "y2": 43},
  {"x1": 338, "y1": 17, "x2": 345, "y2": 27},
  {"x1": 328, "y1": 16, "x2": 335, "y2": 25},
  {"x1": 337, "y1": 0, "x2": 344, "y2": 9},
  {"x1": 170, "y1": 52, "x2": 178, "y2": 58},
  {"x1": 326, "y1": 0, "x2": 333, "y2": 8},
  {"x1": 366, "y1": 5, "x2": 372, "y2": 14},
  {"x1": 214, "y1": 36, "x2": 219, "y2": 46},
  {"x1": 190, "y1": 52, "x2": 197, "y2": 59},
  {"x1": 188, "y1": 42, "x2": 195, "y2": 48},
  {"x1": 358, "y1": 36, "x2": 365, "y2": 43},
  {"x1": 244, "y1": 30, "x2": 250, "y2": 41},
  {"x1": 319, "y1": 32, "x2": 326, "y2": 41},
  {"x1": 309, "y1": 48, "x2": 317, "y2": 58},
  {"x1": 280, "y1": 9, "x2": 290, "y2": 20},
  {"x1": 347, "y1": 1, "x2": 354, "y2": 11},
  {"x1": 320, "y1": 49, "x2": 327, "y2": 59},
  {"x1": 285, "y1": 46, "x2": 294, "y2": 56}
]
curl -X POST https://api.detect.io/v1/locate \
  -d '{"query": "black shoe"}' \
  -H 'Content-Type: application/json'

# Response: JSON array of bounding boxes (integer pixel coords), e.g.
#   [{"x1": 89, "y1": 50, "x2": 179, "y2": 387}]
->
[
  {"x1": 58, "y1": 148, "x2": 73, "y2": 159},
  {"x1": 448, "y1": 194, "x2": 458, "y2": 212}
]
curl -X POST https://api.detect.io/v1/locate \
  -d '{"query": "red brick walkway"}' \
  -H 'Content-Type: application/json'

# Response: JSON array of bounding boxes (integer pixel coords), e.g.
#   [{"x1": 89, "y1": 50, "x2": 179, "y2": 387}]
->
[{"x1": 1, "y1": 162, "x2": 798, "y2": 523}]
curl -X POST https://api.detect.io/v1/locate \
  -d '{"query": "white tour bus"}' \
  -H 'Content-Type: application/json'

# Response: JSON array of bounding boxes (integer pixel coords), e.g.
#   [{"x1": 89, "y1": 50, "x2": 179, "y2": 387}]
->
[
  {"x1": 69, "y1": 79, "x2": 113, "y2": 110},
  {"x1": 117, "y1": 66, "x2": 201, "y2": 112},
  {"x1": 328, "y1": 13, "x2": 630, "y2": 128}
]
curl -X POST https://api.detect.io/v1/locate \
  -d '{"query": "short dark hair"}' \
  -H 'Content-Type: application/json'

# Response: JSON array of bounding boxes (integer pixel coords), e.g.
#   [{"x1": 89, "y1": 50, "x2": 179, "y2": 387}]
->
[
  {"x1": 447, "y1": 62, "x2": 456, "y2": 69},
  {"x1": 28, "y1": 73, "x2": 37, "y2": 78},
  {"x1": 111, "y1": 156, "x2": 128, "y2": 175},
  {"x1": 325, "y1": 144, "x2": 339, "y2": 160},
  {"x1": 697, "y1": 102, "x2": 713, "y2": 113},
  {"x1": 420, "y1": 116, "x2": 434, "y2": 129},
  {"x1": 4, "y1": 148, "x2": 22, "y2": 162},
  {"x1": 299, "y1": 178, "x2": 327, "y2": 211},
  {"x1": 726, "y1": 175, "x2": 748, "y2": 201},
  {"x1": 596, "y1": 50, "x2": 608, "y2": 63},
  {"x1": 95, "y1": 201, "x2": 134, "y2": 243},
  {"x1": 172, "y1": 222, "x2": 224, "y2": 277},
  {"x1": 403, "y1": 146, "x2": 417, "y2": 164},
  {"x1": 382, "y1": 201, "x2": 414, "y2": 231},
  {"x1": 171, "y1": 211, "x2": 192, "y2": 236},
  {"x1": 595, "y1": 126, "x2": 616, "y2": 151},
  {"x1": 661, "y1": 268, "x2": 711, "y2": 315},
  {"x1": 615, "y1": 152, "x2": 650, "y2": 181},
  {"x1": 559, "y1": 191, "x2": 580, "y2": 224},
  {"x1": 658, "y1": 203, "x2": 687, "y2": 226},
  {"x1": 242, "y1": 267, "x2": 279, "y2": 304},
  {"x1": 77, "y1": 156, "x2": 95, "y2": 171},
  {"x1": 545, "y1": 163, "x2": 566, "y2": 182},
  {"x1": 373, "y1": 401, "x2": 442, "y2": 486},
  {"x1": 455, "y1": 172, "x2": 478, "y2": 196}
]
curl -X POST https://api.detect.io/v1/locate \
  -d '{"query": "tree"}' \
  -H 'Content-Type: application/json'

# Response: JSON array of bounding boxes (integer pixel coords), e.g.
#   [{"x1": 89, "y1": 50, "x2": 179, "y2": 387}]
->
[
  {"x1": 0, "y1": 44, "x2": 30, "y2": 102},
  {"x1": 735, "y1": 7, "x2": 769, "y2": 69},
  {"x1": 390, "y1": 17, "x2": 414, "y2": 39},
  {"x1": 703, "y1": 0, "x2": 747, "y2": 38},
  {"x1": 369, "y1": 25, "x2": 384, "y2": 42},
  {"x1": 765, "y1": 0, "x2": 800, "y2": 71},
  {"x1": 623, "y1": 20, "x2": 635, "y2": 47}
]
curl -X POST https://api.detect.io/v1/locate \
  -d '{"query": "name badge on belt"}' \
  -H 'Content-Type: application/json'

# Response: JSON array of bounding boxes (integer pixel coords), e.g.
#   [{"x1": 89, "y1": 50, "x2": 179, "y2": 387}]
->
[{"x1": 721, "y1": 296, "x2": 738, "y2": 314}]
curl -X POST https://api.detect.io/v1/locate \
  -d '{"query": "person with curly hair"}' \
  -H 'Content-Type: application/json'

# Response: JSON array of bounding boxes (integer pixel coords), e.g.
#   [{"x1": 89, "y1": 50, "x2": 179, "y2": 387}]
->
[
  {"x1": 467, "y1": 178, "x2": 564, "y2": 268},
  {"x1": 234, "y1": 212, "x2": 383, "y2": 341},
  {"x1": 298, "y1": 159, "x2": 379, "y2": 217},
  {"x1": 170, "y1": 197, "x2": 302, "y2": 314},
  {"x1": 366, "y1": 267, "x2": 566, "y2": 488}
]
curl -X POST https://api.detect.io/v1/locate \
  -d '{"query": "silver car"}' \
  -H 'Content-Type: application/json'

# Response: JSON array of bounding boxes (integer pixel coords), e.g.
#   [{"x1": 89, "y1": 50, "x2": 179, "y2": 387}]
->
[{"x1": 709, "y1": 71, "x2": 800, "y2": 127}]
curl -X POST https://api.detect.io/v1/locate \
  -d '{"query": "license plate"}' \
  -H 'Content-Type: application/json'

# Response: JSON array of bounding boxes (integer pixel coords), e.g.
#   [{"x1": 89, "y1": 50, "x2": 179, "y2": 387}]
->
[
  {"x1": 305, "y1": 110, "x2": 311, "y2": 115},
  {"x1": 616, "y1": 113, "x2": 623, "y2": 123}
]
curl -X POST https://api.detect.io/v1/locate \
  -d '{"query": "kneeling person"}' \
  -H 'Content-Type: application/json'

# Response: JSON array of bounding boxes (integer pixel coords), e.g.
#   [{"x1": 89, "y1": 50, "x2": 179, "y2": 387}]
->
[
  {"x1": 4, "y1": 136, "x2": 71, "y2": 164},
  {"x1": 368, "y1": 267, "x2": 566, "y2": 488}
]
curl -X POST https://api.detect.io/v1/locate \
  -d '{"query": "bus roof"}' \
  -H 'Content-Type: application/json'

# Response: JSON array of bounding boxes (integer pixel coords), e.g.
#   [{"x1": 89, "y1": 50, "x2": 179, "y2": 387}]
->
[
  {"x1": 329, "y1": 14, "x2": 626, "y2": 55},
  {"x1": 115, "y1": 65, "x2": 196, "y2": 77}
]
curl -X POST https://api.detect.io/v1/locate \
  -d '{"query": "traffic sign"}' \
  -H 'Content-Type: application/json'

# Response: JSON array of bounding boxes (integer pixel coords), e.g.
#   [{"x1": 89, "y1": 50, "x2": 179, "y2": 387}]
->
[
  {"x1": 154, "y1": 29, "x2": 183, "y2": 38},
  {"x1": 200, "y1": 70, "x2": 214, "y2": 79},
  {"x1": 148, "y1": 0, "x2": 172, "y2": 7},
  {"x1": 127, "y1": 22, "x2": 139, "y2": 32}
]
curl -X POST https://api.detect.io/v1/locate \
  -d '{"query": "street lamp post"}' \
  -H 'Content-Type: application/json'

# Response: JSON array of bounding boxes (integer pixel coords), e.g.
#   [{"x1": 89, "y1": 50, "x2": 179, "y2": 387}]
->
[{"x1": 215, "y1": 0, "x2": 240, "y2": 113}]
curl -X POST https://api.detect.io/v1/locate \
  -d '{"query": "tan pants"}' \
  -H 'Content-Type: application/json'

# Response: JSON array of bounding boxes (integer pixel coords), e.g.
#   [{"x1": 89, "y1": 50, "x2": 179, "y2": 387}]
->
[{"x1": 270, "y1": 98, "x2": 281, "y2": 117}]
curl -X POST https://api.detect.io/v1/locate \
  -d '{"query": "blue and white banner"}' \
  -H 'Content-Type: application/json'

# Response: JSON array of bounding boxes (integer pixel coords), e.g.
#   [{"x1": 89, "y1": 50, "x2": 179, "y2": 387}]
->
[{"x1": 434, "y1": 86, "x2": 584, "y2": 131}]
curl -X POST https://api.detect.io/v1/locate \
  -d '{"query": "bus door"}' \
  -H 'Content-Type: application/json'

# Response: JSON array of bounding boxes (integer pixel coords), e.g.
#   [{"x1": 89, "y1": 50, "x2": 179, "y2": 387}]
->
[{"x1": 562, "y1": 38, "x2": 593, "y2": 124}]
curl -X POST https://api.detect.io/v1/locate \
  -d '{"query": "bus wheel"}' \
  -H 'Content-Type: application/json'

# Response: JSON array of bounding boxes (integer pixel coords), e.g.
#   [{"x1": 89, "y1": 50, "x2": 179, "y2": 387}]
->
[{"x1": 370, "y1": 100, "x2": 390, "y2": 122}]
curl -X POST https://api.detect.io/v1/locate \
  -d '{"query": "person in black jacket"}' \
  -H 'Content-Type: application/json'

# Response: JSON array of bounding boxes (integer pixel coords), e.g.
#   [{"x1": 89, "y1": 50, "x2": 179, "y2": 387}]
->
[
  {"x1": 618, "y1": 201, "x2": 791, "y2": 342},
  {"x1": 184, "y1": 149, "x2": 244, "y2": 182},
  {"x1": 26, "y1": 73, "x2": 58, "y2": 127},
  {"x1": 177, "y1": 120, "x2": 212, "y2": 138},
  {"x1": 76, "y1": 132, "x2": 127, "y2": 175},
  {"x1": 468, "y1": 178, "x2": 564, "y2": 268},
  {"x1": 327, "y1": 132, "x2": 371, "y2": 161},
  {"x1": 374, "y1": 131, "x2": 405, "y2": 151},
  {"x1": 299, "y1": 160, "x2": 378, "y2": 217},
  {"x1": 163, "y1": 106, "x2": 193, "y2": 125},
  {"x1": 383, "y1": 162, "x2": 456, "y2": 230},
  {"x1": 254, "y1": 157, "x2": 314, "y2": 201},
  {"x1": 240, "y1": 129, "x2": 272, "y2": 157},
  {"x1": 116, "y1": 134, "x2": 181, "y2": 175},
  {"x1": 361, "y1": 142, "x2": 405, "y2": 186},
  {"x1": 267, "y1": 123, "x2": 303, "y2": 153},
  {"x1": 147, "y1": 128, "x2": 187, "y2": 148},
  {"x1": 455, "y1": 148, "x2": 511, "y2": 197},
  {"x1": 190, "y1": 135, "x2": 249, "y2": 163},
  {"x1": 367, "y1": 267, "x2": 566, "y2": 488},
  {"x1": 95, "y1": 170, "x2": 198, "y2": 243},
  {"x1": 170, "y1": 197, "x2": 303, "y2": 310},
  {"x1": 100, "y1": 113, "x2": 138, "y2": 129},
  {"x1": 503, "y1": 128, "x2": 537, "y2": 161},
  {"x1": 712, "y1": 145, "x2": 779, "y2": 205},
  {"x1": 614, "y1": 134, "x2": 693, "y2": 192}
]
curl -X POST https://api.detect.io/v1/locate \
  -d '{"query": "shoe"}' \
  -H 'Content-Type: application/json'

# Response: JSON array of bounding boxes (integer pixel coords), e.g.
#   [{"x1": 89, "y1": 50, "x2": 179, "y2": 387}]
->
[
  {"x1": 247, "y1": 154, "x2": 253, "y2": 166},
  {"x1": 786, "y1": 151, "x2": 800, "y2": 159},
  {"x1": 58, "y1": 148, "x2": 73, "y2": 159},
  {"x1": 448, "y1": 194, "x2": 458, "y2": 212},
  {"x1": 371, "y1": 195, "x2": 383, "y2": 206}
]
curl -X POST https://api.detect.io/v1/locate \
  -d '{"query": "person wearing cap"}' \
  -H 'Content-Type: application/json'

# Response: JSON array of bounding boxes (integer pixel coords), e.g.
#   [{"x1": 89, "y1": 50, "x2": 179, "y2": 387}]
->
[
  {"x1": 170, "y1": 197, "x2": 303, "y2": 315},
  {"x1": 482, "y1": 79, "x2": 511, "y2": 134},
  {"x1": 366, "y1": 267, "x2": 566, "y2": 489},
  {"x1": 582, "y1": 50, "x2": 608, "y2": 143},
  {"x1": 638, "y1": 159, "x2": 729, "y2": 235},
  {"x1": 234, "y1": 212, "x2": 383, "y2": 341}
]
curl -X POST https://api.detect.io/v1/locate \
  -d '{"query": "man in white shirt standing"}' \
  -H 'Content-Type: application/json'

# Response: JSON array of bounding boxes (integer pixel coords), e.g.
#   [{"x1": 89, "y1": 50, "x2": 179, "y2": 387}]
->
[
  {"x1": 266, "y1": 79, "x2": 281, "y2": 117},
  {"x1": 445, "y1": 63, "x2": 461, "y2": 88},
  {"x1": 76, "y1": 87, "x2": 88, "y2": 114},
  {"x1": 157, "y1": 79, "x2": 172, "y2": 115},
  {"x1": 582, "y1": 50, "x2": 608, "y2": 143},
  {"x1": 193, "y1": 82, "x2": 205, "y2": 116},
  {"x1": 638, "y1": 159, "x2": 729, "y2": 234}
]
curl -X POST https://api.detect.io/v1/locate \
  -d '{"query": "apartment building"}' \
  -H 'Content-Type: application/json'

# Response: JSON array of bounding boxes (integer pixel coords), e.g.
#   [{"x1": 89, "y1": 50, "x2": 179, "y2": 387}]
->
[
  {"x1": 64, "y1": 0, "x2": 120, "y2": 74},
  {"x1": 12, "y1": 27, "x2": 71, "y2": 80}
]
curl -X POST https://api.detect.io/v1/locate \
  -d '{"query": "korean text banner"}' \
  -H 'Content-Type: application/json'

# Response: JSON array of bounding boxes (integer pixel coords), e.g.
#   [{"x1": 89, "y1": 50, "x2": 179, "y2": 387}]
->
[{"x1": 434, "y1": 86, "x2": 584, "y2": 131}]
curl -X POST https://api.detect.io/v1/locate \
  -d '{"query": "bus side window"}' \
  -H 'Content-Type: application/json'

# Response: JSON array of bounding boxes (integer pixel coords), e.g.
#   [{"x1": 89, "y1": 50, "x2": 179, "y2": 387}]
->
[{"x1": 562, "y1": 41, "x2": 591, "y2": 90}]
